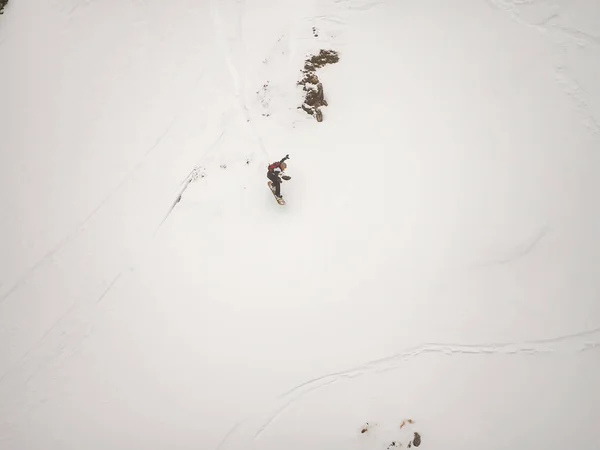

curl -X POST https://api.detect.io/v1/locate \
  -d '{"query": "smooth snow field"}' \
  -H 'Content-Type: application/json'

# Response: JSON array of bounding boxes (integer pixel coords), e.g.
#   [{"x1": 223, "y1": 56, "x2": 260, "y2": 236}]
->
[{"x1": 1, "y1": 0, "x2": 599, "y2": 449}]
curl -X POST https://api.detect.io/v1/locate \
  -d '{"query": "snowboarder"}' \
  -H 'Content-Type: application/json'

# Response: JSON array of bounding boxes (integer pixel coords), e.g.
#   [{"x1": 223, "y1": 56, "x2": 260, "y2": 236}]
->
[{"x1": 267, "y1": 154, "x2": 290, "y2": 200}]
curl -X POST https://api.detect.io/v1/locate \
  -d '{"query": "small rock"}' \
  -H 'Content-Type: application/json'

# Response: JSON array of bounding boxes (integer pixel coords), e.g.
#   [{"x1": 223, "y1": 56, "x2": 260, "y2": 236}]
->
[
  {"x1": 400, "y1": 419, "x2": 414, "y2": 429},
  {"x1": 413, "y1": 433, "x2": 421, "y2": 447}
]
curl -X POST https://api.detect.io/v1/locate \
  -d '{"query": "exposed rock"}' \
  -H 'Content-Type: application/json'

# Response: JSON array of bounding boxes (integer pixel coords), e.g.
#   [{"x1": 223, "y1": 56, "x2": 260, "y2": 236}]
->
[
  {"x1": 307, "y1": 49, "x2": 340, "y2": 69},
  {"x1": 297, "y1": 49, "x2": 339, "y2": 122},
  {"x1": 413, "y1": 432, "x2": 421, "y2": 447}
]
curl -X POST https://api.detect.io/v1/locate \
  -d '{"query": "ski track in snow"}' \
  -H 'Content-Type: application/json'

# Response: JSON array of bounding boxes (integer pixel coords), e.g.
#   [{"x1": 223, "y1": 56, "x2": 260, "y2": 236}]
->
[
  {"x1": 209, "y1": 0, "x2": 248, "y2": 119},
  {"x1": 154, "y1": 127, "x2": 227, "y2": 234},
  {"x1": 554, "y1": 65, "x2": 600, "y2": 134},
  {"x1": 0, "y1": 73, "x2": 208, "y2": 306},
  {"x1": 0, "y1": 302, "x2": 79, "y2": 385},
  {"x1": 0, "y1": 58, "x2": 211, "y2": 384},
  {"x1": 0, "y1": 168, "x2": 135, "y2": 306},
  {"x1": 215, "y1": 2, "x2": 600, "y2": 444},
  {"x1": 0, "y1": 270, "x2": 124, "y2": 384},
  {"x1": 2, "y1": 0, "x2": 598, "y2": 446},
  {"x1": 144, "y1": 115, "x2": 179, "y2": 156},
  {"x1": 0, "y1": 65, "x2": 208, "y2": 305},
  {"x1": 485, "y1": 0, "x2": 600, "y2": 134},
  {"x1": 148, "y1": 68, "x2": 218, "y2": 232},
  {"x1": 145, "y1": 68, "x2": 207, "y2": 158},
  {"x1": 218, "y1": 326, "x2": 600, "y2": 447},
  {"x1": 554, "y1": 24, "x2": 600, "y2": 47},
  {"x1": 209, "y1": 0, "x2": 272, "y2": 159},
  {"x1": 1, "y1": 272, "x2": 123, "y2": 384},
  {"x1": 332, "y1": 0, "x2": 385, "y2": 11},
  {"x1": 473, "y1": 224, "x2": 550, "y2": 268},
  {"x1": 95, "y1": 272, "x2": 122, "y2": 305},
  {"x1": 0, "y1": 145, "x2": 156, "y2": 306}
]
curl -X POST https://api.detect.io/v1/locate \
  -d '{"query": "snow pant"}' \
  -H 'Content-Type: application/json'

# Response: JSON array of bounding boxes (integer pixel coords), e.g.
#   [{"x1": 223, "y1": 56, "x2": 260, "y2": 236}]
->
[{"x1": 267, "y1": 171, "x2": 281, "y2": 196}]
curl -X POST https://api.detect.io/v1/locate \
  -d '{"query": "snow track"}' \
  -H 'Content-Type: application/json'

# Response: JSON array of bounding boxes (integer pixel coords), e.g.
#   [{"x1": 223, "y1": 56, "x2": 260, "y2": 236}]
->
[
  {"x1": 209, "y1": 0, "x2": 271, "y2": 160},
  {"x1": 486, "y1": 0, "x2": 600, "y2": 134},
  {"x1": 1, "y1": 0, "x2": 600, "y2": 449},
  {"x1": 217, "y1": 326, "x2": 600, "y2": 448}
]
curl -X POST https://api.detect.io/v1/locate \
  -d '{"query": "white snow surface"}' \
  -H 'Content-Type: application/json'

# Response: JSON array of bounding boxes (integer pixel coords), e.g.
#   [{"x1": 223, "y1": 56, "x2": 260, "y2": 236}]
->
[{"x1": 1, "y1": 0, "x2": 600, "y2": 448}]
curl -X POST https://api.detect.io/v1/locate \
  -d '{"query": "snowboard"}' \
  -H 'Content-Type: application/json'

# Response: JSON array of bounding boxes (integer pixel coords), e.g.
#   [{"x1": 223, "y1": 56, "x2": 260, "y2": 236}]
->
[{"x1": 268, "y1": 181, "x2": 286, "y2": 205}]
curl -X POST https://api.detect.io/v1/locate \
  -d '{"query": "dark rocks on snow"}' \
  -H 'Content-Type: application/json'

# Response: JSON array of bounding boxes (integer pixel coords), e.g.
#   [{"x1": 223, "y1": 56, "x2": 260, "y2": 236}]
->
[
  {"x1": 0, "y1": 0, "x2": 8, "y2": 14},
  {"x1": 301, "y1": 82, "x2": 327, "y2": 122},
  {"x1": 299, "y1": 71, "x2": 319, "y2": 86},
  {"x1": 413, "y1": 432, "x2": 421, "y2": 447},
  {"x1": 307, "y1": 49, "x2": 340, "y2": 69},
  {"x1": 297, "y1": 49, "x2": 339, "y2": 123}
]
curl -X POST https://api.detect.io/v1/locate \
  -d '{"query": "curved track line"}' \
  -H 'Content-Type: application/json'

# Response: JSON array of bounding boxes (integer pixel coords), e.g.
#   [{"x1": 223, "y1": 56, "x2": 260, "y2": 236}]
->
[
  {"x1": 0, "y1": 271, "x2": 124, "y2": 384},
  {"x1": 0, "y1": 71, "x2": 207, "y2": 305},
  {"x1": 281, "y1": 326, "x2": 600, "y2": 399},
  {"x1": 218, "y1": 326, "x2": 600, "y2": 447},
  {"x1": 484, "y1": 0, "x2": 600, "y2": 134},
  {"x1": 474, "y1": 224, "x2": 549, "y2": 268},
  {"x1": 0, "y1": 163, "x2": 140, "y2": 306}
]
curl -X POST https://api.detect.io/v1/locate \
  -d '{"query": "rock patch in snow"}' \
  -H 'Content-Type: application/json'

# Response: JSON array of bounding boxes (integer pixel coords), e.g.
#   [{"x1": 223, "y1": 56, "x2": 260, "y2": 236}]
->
[{"x1": 297, "y1": 49, "x2": 339, "y2": 122}]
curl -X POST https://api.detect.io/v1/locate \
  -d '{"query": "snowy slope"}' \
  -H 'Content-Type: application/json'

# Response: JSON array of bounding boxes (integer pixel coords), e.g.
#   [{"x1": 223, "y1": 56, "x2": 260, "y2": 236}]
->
[{"x1": 1, "y1": 0, "x2": 600, "y2": 449}]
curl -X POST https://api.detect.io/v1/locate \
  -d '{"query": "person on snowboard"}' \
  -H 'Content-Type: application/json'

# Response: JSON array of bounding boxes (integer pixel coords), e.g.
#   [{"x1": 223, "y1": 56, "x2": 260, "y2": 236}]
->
[{"x1": 267, "y1": 154, "x2": 290, "y2": 199}]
